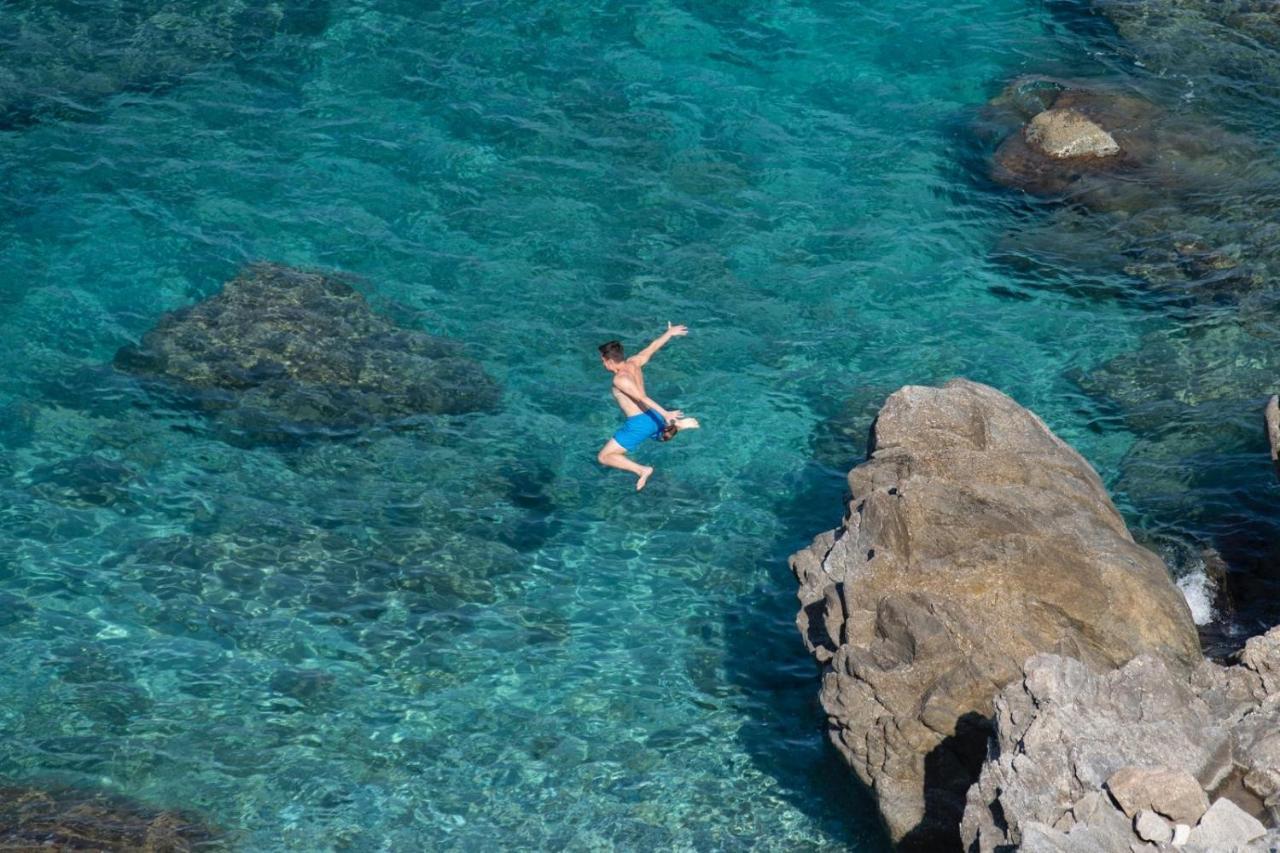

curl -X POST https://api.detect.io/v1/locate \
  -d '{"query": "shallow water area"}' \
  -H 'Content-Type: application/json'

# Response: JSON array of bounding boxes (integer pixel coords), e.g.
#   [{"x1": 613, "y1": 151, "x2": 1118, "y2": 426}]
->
[{"x1": 2, "y1": 0, "x2": 1279, "y2": 849}]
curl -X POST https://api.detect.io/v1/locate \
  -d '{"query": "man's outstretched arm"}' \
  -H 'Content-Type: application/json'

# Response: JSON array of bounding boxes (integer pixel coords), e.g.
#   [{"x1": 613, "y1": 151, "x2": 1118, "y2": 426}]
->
[{"x1": 630, "y1": 322, "x2": 688, "y2": 366}]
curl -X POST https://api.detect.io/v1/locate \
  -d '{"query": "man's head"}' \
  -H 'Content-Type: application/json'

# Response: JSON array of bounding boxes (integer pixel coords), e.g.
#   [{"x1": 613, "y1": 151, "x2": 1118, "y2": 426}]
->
[{"x1": 598, "y1": 340, "x2": 624, "y2": 370}]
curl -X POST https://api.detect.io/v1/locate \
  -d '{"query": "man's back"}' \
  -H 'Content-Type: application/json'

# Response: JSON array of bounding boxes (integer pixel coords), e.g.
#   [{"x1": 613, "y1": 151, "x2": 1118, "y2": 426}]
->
[{"x1": 610, "y1": 360, "x2": 647, "y2": 416}]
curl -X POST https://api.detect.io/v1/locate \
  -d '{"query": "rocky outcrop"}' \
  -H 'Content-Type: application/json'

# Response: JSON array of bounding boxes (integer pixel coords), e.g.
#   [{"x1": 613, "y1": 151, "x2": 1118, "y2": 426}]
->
[
  {"x1": 1267, "y1": 396, "x2": 1280, "y2": 482},
  {"x1": 115, "y1": 262, "x2": 499, "y2": 436},
  {"x1": 988, "y1": 78, "x2": 1147, "y2": 197},
  {"x1": 0, "y1": 784, "x2": 218, "y2": 850},
  {"x1": 963, "y1": 627, "x2": 1280, "y2": 851},
  {"x1": 789, "y1": 379, "x2": 1200, "y2": 849}
]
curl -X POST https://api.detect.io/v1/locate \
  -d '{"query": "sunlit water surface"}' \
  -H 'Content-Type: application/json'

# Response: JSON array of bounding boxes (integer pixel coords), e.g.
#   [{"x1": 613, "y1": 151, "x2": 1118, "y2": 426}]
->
[{"x1": 2, "y1": 0, "x2": 1279, "y2": 849}]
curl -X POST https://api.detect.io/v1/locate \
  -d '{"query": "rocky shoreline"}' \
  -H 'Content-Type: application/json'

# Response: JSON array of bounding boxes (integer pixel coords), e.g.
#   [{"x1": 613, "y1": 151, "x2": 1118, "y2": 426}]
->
[{"x1": 792, "y1": 380, "x2": 1280, "y2": 851}]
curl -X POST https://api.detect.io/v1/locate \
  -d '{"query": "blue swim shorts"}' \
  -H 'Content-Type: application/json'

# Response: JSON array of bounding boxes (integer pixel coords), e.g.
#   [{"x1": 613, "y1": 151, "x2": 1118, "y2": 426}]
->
[{"x1": 612, "y1": 409, "x2": 666, "y2": 452}]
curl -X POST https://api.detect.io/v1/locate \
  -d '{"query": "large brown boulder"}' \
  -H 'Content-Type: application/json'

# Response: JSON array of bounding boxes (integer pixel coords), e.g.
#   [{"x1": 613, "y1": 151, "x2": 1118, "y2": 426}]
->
[{"x1": 789, "y1": 379, "x2": 1200, "y2": 850}]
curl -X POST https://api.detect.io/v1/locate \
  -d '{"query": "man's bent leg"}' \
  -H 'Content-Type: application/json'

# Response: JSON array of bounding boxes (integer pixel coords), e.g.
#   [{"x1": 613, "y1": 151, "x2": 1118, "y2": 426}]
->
[{"x1": 597, "y1": 439, "x2": 654, "y2": 490}]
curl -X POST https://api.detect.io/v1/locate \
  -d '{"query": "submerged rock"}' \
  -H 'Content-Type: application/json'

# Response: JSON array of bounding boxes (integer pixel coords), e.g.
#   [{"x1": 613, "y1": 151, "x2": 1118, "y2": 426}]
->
[
  {"x1": 0, "y1": 784, "x2": 219, "y2": 850},
  {"x1": 982, "y1": 76, "x2": 1280, "y2": 305},
  {"x1": 962, "y1": 627, "x2": 1280, "y2": 851},
  {"x1": 788, "y1": 379, "x2": 1199, "y2": 850},
  {"x1": 1093, "y1": 0, "x2": 1280, "y2": 101},
  {"x1": 987, "y1": 78, "x2": 1152, "y2": 198},
  {"x1": 0, "y1": 0, "x2": 330, "y2": 129},
  {"x1": 114, "y1": 263, "x2": 499, "y2": 435}
]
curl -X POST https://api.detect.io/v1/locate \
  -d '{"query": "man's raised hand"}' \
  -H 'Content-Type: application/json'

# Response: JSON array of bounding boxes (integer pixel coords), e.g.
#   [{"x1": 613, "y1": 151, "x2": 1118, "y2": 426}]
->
[{"x1": 667, "y1": 322, "x2": 688, "y2": 337}]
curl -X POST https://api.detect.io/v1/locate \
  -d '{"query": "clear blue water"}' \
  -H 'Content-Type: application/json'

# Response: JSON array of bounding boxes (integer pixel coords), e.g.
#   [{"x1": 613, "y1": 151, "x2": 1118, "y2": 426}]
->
[{"x1": 2, "y1": 0, "x2": 1278, "y2": 848}]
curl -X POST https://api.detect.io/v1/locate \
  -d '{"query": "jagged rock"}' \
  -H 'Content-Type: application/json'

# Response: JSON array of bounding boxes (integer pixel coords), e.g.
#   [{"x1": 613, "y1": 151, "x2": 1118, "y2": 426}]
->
[
  {"x1": 1106, "y1": 766, "x2": 1209, "y2": 823},
  {"x1": 963, "y1": 625, "x2": 1280, "y2": 852},
  {"x1": 0, "y1": 784, "x2": 218, "y2": 850},
  {"x1": 114, "y1": 262, "x2": 499, "y2": 436},
  {"x1": 1266, "y1": 396, "x2": 1280, "y2": 482},
  {"x1": 1186, "y1": 797, "x2": 1266, "y2": 850},
  {"x1": 789, "y1": 379, "x2": 1199, "y2": 850},
  {"x1": 1025, "y1": 108, "x2": 1120, "y2": 159},
  {"x1": 1135, "y1": 808, "x2": 1173, "y2": 844}
]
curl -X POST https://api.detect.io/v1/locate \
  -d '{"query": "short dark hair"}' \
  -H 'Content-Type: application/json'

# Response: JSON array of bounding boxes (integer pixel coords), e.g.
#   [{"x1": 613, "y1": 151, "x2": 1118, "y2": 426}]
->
[{"x1": 598, "y1": 340, "x2": 624, "y2": 361}]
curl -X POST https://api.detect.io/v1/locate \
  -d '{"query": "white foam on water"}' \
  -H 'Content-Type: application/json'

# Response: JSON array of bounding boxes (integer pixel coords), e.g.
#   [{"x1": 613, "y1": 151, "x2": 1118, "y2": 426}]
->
[{"x1": 1178, "y1": 570, "x2": 1217, "y2": 626}]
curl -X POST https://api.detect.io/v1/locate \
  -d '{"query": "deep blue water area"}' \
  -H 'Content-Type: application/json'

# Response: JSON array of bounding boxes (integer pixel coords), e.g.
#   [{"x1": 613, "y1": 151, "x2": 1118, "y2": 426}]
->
[{"x1": 2, "y1": 0, "x2": 1279, "y2": 848}]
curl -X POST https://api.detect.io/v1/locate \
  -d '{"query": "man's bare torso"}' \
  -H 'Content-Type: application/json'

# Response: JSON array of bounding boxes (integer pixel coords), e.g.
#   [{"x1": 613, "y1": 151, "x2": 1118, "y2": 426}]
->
[{"x1": 610, "y1": 360, "x2": 647, "y2": 417}]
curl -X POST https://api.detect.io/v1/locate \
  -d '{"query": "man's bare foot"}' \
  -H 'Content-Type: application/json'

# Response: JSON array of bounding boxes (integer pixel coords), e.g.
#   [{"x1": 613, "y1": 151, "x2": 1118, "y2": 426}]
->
[{"x1": 636, "y1": 466, "x2": 653, "y2": 491}]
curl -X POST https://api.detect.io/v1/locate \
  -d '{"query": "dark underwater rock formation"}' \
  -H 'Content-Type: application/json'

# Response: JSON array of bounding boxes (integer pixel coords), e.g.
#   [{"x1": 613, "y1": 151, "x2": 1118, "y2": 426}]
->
[
  {"x1": 789, "y1": 379, "x2": 1200, "y2": 850},
  {"x1": 1075, "y1": 319, "x2": 1280, "y2": 590},
  {"x1": 0, "y1": 784, "x2": 220, "y2": 850},
  {"x1": 963, "y1": 628, "x2": 1280, "y2": 851},
  {"x1": 1093, "y1": 0, "x2": 1280, "y2": 100},
  {"x1": 114, "y1": 262, "x2": 499, "y2": 435},
  {"x1": 0, "y1": 0, "x2": 329, "y2": 129},
  {"x1": 982, "y1": 75, "x2": 1280, "y2": 307}
]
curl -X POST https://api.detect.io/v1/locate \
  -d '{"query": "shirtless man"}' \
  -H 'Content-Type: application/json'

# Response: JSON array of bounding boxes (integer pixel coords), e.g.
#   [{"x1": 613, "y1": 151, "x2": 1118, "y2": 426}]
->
[{"x1": 596, "y1": 323, "x2": 700, "y2": 490}]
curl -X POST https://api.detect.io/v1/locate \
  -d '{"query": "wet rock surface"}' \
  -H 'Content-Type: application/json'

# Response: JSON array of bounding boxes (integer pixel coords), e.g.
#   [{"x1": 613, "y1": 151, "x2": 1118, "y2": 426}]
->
[
  {"x1": 981, "y1": 75, "x2": 1280, "y2": 307},
  {"x1": 114, "y1": 262, "x2": 500, "y2": 436},
  {"x1": 0, "y1": 0, "x2": 329, "y2": 129},
  {"x1": 0, "y1": 784, "x2": 221, "y2": 851},
  {"x1": 1267, "y1": 396, "x2": 1280, "y2": 482},
  {"x1": 789, "y1": 379, "x2": 1199, "y2": 850},
  {"x1": 962, "y1": 627, "x2": 1280, "y2": 852},
  {"x1": 1093, "y1": 0, "x2": 1280, "y2": 100}
]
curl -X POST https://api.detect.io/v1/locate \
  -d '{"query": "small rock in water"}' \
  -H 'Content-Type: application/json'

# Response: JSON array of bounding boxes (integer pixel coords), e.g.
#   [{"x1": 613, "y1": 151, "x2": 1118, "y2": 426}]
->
[
  {"x1": 1025, "y1": 108, "x2": 1120, "y2": 159},
  {"x1": 1134, "y1": 808, "x2": 1173, "y2": 844}
]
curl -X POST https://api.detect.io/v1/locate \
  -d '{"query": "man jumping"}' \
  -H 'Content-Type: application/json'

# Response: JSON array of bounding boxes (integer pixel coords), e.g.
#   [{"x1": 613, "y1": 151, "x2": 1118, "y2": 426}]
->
[{"x1": 596, "y1": 323, "x2": 700, "y2": 490}]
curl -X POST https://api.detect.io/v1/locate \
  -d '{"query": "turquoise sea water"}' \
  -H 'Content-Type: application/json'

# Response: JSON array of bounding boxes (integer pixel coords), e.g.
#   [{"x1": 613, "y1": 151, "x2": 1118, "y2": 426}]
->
[{"x1": 2, "y1": 0, "x2": 1279, "y2": 848}]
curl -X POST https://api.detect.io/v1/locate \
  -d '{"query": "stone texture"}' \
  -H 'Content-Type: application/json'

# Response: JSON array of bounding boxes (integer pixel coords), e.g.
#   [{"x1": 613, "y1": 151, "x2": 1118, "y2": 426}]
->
[
  {"x1": 1106, "y1": 766, "x2": 1209, "y2": 823},
  {"x1": 963, "y1": 626, "x2": 1280, "y2": 852},
  {"x1": 988, "y1": 79, "x2": 1149, "y2": 197},
  {"x1": 1266, "y1": 396, "x2": 1280, "y2": 482},
  {"x1": 0, "y1": 784, "x2": 218, "y2": 851},
  {"x1": 1185, "y1": 797, "x2": 1266, "y2": 850},
  {"x1": 1025, "y1": 108, "x2": 1120, "y2": 159},
  {"x1": 1135, "y1": 808, "x2": 1173, "y2": 844},
  {"x1": 115, "y1": 262, "x2": 499, "y2": 436},
  {"x1": 789, "y1": 379, "x2": 1200, "y2": 850}
]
